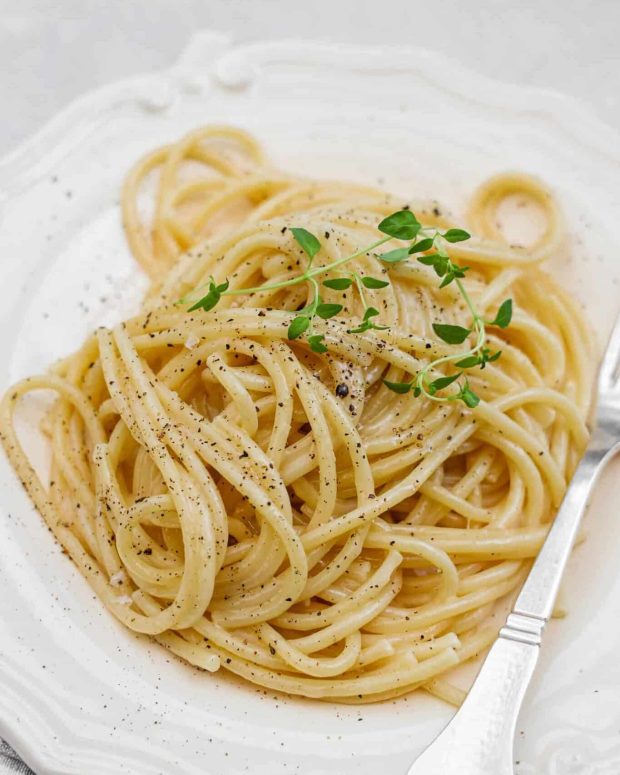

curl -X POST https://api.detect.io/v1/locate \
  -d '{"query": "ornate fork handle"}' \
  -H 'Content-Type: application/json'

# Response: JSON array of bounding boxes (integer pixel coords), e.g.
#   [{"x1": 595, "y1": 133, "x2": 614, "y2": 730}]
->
[{"x1": 407, "y1": 422, "x2": 620, "y2": 775}]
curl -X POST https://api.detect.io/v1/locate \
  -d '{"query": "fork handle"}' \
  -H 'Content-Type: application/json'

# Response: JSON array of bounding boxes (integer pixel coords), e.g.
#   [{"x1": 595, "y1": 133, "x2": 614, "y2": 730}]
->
[
  {"x1": 407, "y1": 430, "x2": 618, "y2": 775},
  {"x1": 407, "y1": 634, "x2": 540, "y2": 775}
]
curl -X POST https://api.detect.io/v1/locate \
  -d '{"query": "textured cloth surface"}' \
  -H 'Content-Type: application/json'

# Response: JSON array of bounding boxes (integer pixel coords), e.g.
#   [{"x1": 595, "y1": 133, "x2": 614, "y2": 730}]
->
[{"x1": 0, "y1": 741, "x2": 35, "y2": 775}]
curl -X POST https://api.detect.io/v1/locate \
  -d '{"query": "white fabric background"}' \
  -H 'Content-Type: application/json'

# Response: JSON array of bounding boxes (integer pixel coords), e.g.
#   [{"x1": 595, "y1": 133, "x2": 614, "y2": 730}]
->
[{"x1": 0, "y1": 1, "x2": 618, "y2": 773}]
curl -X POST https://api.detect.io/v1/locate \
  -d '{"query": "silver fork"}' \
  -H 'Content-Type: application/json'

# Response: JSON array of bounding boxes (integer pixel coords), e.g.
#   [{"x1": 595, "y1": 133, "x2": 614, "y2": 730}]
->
[{"x1": 408, "y1": 311, "x2": 620, "y2": 775}]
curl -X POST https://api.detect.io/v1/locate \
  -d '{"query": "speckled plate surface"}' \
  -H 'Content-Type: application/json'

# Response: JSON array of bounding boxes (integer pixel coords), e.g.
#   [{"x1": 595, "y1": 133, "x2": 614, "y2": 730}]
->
[{"x1": 1, "y1": 30, "x2": 620, "y2": 775}]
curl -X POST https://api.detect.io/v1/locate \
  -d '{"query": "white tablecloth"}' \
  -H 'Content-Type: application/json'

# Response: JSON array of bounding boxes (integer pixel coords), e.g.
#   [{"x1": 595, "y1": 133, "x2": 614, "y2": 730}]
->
[
  {"x1": 0, "y1": 742, "x2": 33, "y2": 775},
  {"x1": 1, "y1": 0, "x2": 618, "y2": 772}
]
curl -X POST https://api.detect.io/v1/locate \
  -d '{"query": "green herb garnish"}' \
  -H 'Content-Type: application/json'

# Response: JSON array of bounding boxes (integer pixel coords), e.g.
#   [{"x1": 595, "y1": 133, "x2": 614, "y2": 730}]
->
[{"x1": 180, "y1": 204, "x2": 513, "y2": 408}]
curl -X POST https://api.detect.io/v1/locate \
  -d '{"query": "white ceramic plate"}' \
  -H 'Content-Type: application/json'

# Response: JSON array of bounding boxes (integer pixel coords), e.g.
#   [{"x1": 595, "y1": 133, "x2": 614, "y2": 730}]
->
[{"x1": 1, "y1": 30, "x2": 620, "y2": 775}]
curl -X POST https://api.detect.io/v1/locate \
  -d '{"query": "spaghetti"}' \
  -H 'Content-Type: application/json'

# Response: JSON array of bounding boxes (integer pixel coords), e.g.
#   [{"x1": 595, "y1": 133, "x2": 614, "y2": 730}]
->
[{"x1": 0, "y1": 126, "x2": 594, "y2": 703}]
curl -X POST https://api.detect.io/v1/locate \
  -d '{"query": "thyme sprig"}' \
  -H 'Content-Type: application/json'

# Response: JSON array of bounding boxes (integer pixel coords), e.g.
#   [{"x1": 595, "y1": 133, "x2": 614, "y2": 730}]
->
[
  {"x1": 180, "y1": 208, "x2": 513, "y2": 407},
  {"x1": 374, "y1": 211, "x2": 512, "y2": 407}
]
